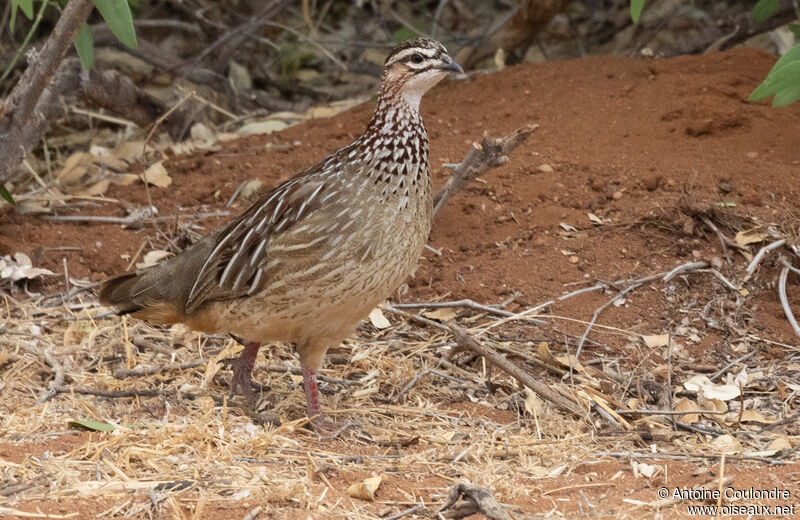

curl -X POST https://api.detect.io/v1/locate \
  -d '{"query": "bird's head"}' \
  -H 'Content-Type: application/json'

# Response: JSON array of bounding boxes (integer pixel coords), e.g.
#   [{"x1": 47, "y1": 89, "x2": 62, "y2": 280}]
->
[{"x1": 381, "y1": 37, "x2": 463, "y2": 110}]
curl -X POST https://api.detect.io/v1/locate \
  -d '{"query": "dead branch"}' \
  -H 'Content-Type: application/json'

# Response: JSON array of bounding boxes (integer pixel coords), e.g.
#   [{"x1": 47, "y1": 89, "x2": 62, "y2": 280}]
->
[
  {"x1": 433, "y1": 124, "x2": 538, "y2": 216},
  {"x1": 0, "y1": 0, "x2": 93, "y2": 184},
  {"x1": 391, "y1": 298, "x2": 545, "y2": 324},
  {"x1": 446, "y1": 323, "x2": 584, "y2": 417},
  {"x1": 115, "y1": 360, "x2": 205, "y2": 379},
  {"x1": 36, "y1": 349, "x2": 66, "y2": 404},
  {"x1": 439, "y1": 482, "x2": 512, "y2": 520},
  {"x1": 778, "y1": 262, "x2": 800, "y2": 341}
]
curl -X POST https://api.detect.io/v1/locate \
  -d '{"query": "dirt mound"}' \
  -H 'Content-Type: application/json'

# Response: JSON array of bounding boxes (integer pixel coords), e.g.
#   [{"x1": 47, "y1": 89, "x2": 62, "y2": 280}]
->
[
  {"x1": 2, "y1": 48, "x2": 799, "y2": 519},
  {"x1": 4, "y1": 47, "x2": 798, "y2": 339}
]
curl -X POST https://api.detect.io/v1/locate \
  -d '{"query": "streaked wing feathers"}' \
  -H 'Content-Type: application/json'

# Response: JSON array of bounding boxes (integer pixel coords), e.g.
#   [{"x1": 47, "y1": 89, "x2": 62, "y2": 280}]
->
[{"x1": 186, "y1": 177, "x2": 327, "y2": 310}]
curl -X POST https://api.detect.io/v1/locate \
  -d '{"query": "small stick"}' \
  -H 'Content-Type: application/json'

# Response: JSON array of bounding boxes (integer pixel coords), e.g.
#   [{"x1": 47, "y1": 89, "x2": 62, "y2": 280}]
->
[
  {"x1": 62, "y1": 257, "x2": 70, "y2": 296},
  {"x1": 745, "y1": 239, "x2": 786, "y2": 279},
  {"x1": 446, "y1": 323, "x2": 584, "y2": 417},
  {"x1": 709, "y1": 350, "x2": 756, "y2": 382},
  {"x1": 115, "y1": 360, "x2": 206, "y2": 379},
  {"x1": 391, "y1": 299, "x2": 545, "y2": 324},
  {"x1": 615, "y1": 409, "x2": 730, "y2": 416},
  {"x1": 439, "y1": 482, "x2": 511, "y2": 520},
  {"x1": 385, "y1": 504, "x2": 424, "y2": 520},
  {"x1": 778, "y1": 264, "x2": 800, "y2": 341},
  {"x1": 241, "y1": 506, "x2": 262, "y2": 520},
  {"x1": 389, "y1": 368, "x2": 467, "y2": 404},
  {"x1": 226, "y1": 180, "x2": 249, "y2": 207},
  {"x1": 663, "y1": 261, "x2": 709, "y2": 282},
  {"x1": 433, "y1": 124, "x2": 538, "y2": 216},
  {"x1": 36, "y1": 349, "x2": 66, "y2": 404},
  {"x1": 701, "y1": 268, "x2": 740, "y2": 291},
  {"x1": 593, "y1": 451, "x2": 786, "y2": 464}
]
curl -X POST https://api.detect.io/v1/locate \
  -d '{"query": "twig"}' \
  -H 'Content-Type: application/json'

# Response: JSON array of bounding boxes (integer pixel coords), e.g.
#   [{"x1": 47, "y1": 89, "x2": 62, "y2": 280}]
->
[
  {"x1": 709, "y1": 351, "x2": 757, "y2": 382},
  {"x1": 242, "y1": 506, "x2": 262, "y2": 520},
  {"x1": 593, "y1": 451, "x2": 786, "y2": 464},
  {"x1": 439, "y1": 482, "x2": 511, "y2": 520},
  {"x1": 745, "y1": 239, "x2": 786, "y2": 279},
  {"x1": 41, "y1": 385, "x2": 204, "y2": 402},
  {"x1": 115, "y1": 360, "x2": 206, "y2": 379},
  {"x1": 573, "y1": 275, "x2": 656, "y2": 374},
  {"x1": 701, "y1": 269, "x2": 740, "y2": 292},
  {"x1": 390, "y1": 299, "x2": 545, "y2": 324},
  {"x1": 614, "y1": 409, "x2": 730, "y2": 416},
  {"x1": 388, "y1": 368, "x2": 467, "y2": 404},
  {"x1": 663, "y1": 261, "x2": 709, "y2": 282},
  {"x1": 385, "y1": 504, "x2": 424, "y2": 520},
  {"x1": 777, "y1": 264, "x2": 800, "y2": 341},
  {"x1": 36, "y1": 350, "x2": 66, "y2": 404},
  {"x1": 446, "y1": 323, "x2": 584, "y2": 417},
  {"x1": 433, "y1": 124, "x2": 538, "y2": 216}
]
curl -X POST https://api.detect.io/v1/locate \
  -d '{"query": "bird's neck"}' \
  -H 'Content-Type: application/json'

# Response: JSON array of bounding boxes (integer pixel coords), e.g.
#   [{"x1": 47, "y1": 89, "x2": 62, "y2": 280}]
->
[{"x1": 363, "y1": 81, "x2": 424, "y2": 139}]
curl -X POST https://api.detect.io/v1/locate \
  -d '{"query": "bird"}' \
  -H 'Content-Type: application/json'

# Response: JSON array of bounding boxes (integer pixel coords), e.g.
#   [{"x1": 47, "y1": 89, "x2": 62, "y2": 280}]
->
[{"x1": 98, "y1": 37, "x2": 463, "y2": 430}]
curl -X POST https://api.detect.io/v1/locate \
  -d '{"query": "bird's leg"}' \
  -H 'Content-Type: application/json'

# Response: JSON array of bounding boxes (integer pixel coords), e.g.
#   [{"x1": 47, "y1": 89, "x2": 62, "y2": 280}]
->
[
  {"x1": 228, "y1": 341, "x2": 263, "y2": 396},
  {"x1": 301, "y1": 360, "x2": 343, "y2": 432}
]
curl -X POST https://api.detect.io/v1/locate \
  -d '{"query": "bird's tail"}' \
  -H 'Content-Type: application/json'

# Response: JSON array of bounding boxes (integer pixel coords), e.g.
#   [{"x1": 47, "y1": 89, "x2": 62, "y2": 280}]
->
[{"x1": 98, "y1": 273, "x2": 148, "y2": 315}]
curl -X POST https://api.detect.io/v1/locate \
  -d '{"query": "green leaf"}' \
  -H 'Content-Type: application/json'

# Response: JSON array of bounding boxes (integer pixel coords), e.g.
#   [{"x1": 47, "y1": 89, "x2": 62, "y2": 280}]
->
[
  {"x1": 392, "y1": 27, "x2": 417, "y2": 44},
  {"x1": 749, "y1": 56, "x2": 800, "y2": 101},
  {"x1": 68, "y1": 419, "x2": 115, "y2": 432},
  {"x1": 0, "y1": 184, "x2": 15, "y2": 205},
  {"x1": 9, "y1": 0, "x2": 35, "y2": 32},
  {"x1": 630, "y1": 0, "x2": 645, "y2": 23},
  {"x1": 789, "y1": 23, "x2": 800, "y2": 41},
  {"x1": 772, "y1": 84, "x2": 800, "y2": 107},
  {"x1": 92, "y1": 0, "x2": 137, "y2": 49},
  {"x1": 74, "y1": 23, "x2": 94, "y2": 69},
  {"x1": 752, "y1": 0, "x2": 779, "y2": 22},
  {"x1": 14, "y1": 0, "x2": 35, "y2": 19}
]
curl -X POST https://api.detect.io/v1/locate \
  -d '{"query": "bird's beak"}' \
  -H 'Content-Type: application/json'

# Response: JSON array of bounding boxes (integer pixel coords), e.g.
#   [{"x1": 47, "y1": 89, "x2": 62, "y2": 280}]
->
[{"x1": 436, "y1": 58, "x2": 464, "y2": 74}]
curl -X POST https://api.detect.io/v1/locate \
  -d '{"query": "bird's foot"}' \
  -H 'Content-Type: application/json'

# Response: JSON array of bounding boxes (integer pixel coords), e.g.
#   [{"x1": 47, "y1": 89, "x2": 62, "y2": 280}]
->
[
  {"x1": 222, "y1": 341, "x2": 263, "y2": 397},
  {"x1": 228, "y1": 367, "x2": 265, "y2": 397},
  {"x1": 307, "y1": 414, "x2": 369, "y2": 440}
]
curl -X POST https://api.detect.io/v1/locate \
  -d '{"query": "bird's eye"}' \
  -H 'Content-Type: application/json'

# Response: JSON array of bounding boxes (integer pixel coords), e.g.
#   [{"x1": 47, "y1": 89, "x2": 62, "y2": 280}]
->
[{"x1": 411, "y1": 53, "x2": 424, "y2": 64}]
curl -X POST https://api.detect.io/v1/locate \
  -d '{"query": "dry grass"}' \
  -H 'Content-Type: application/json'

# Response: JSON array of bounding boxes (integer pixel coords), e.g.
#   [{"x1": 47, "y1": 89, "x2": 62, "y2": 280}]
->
[{"x1": 1, "y1": 255, "x2": 799, "y2": 519}]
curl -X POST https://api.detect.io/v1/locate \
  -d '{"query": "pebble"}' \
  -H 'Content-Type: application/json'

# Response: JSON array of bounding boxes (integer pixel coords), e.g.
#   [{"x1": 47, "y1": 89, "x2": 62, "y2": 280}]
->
[
  {"x1": 612, "y1": 190, "x2": 623, "y2": 200},
  {"x1": 569, "y1": 256, "x2": 580, "y2": 264},
  {"x1": 538, "y1": 164, "x2": 554, "y2": 172}
]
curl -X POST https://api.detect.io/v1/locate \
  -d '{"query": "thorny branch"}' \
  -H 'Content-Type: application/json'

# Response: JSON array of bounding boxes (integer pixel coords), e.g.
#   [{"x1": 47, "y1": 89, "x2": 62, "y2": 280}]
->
[
  {"x1": 433, "y1": 124, "x2": 538, "y2": 216},
  {"x1": 446, "y1": 322, "x2": 584, "y2": 417},
  {"x1": 0, "y1": 0, "x2": 94, "y2": 184}
]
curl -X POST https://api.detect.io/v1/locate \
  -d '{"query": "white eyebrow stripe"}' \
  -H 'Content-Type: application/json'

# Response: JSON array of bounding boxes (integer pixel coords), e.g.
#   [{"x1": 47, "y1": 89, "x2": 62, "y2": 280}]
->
[{"x1": 389, "y1": 47, "x2": 438, "y2": 64}]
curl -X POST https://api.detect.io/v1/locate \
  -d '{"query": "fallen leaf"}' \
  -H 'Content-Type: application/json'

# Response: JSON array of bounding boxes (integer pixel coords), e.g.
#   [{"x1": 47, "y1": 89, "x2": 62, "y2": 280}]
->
[
  {"x1": 710, "y1": 434, "x2": 741, "y2": 454},
  {"x1": 423, "y1": 308, "x2": 458, "y2": 321},
  {"x1": 238, "y1": 120, "x2": 289, "y2": 136},
  {"x1": 136, "y1": 250, "x2": 172, "y2": 269},
  {"x1": 368, "y1": 308, "x2": 391, "y2": 329},
  {"x1": 674, "y1": 397, "x2": 701, "y2": 423},
  {"x1": 632, "y1": 461, "x2": 660, "y2": 478},
  {"x1": 538, "y1": 342, "x2": 584, "y2": 372},
  {"x1": 524, "y1": 388, "x2": 545, "y2": 417},
  {"x1": 739, "y1": 410, "x2": 775, "y2": 424},
  {"x1": 766, "y1": 435, "x2": 791, "y2": 450},
  {"x1": 642, "y1": 334, "x2": 669, "y2": 348},
  {"x1": 0, "y1": 253, "x2": 55, "y2": 282},
  {"x1": 683, "y1": 375, "x2": 740, "y2": 401},
  {"x1": 734, "y1": 228, "x2": 768, "y2": 247},
  {"x1": 347, "y1": 474, "x2": 383, "y2": 501},
  {"x1": 240, "y1": 179, "x2": 263, "y2": 199},
  {"x1": 68, "y1": 419, "x2": 115, "y2": 432},
  {"x1": 143, "y1": 161, "x2": 172, "y2": 188}
]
